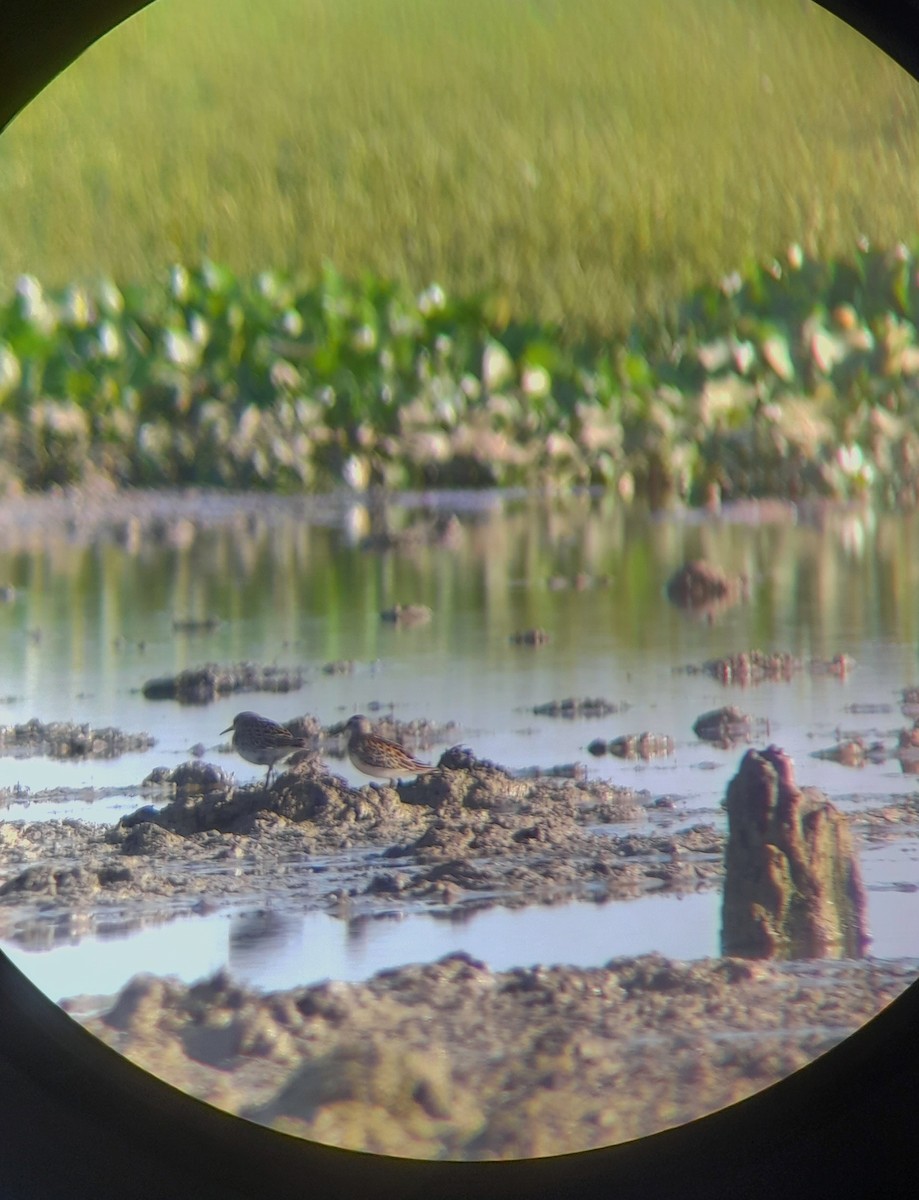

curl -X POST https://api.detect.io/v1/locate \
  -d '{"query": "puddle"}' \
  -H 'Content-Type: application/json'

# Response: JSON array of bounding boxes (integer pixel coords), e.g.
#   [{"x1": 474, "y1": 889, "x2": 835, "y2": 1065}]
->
[
  {"x1": 6, "y1": 876, "x2": 919, "y2": 1008},
  {"x1": 0, "y1": 789, "x2": 163, "y2": 824},
  {"x1": 5, "y1": 891, "x2": 721, "y2": 1004}
]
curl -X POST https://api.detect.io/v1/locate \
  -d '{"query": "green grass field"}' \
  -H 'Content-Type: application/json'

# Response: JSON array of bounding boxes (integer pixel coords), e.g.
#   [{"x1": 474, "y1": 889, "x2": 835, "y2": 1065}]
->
[{"x1": 1, "y1": 0, "x2": 918, "y2": 336}]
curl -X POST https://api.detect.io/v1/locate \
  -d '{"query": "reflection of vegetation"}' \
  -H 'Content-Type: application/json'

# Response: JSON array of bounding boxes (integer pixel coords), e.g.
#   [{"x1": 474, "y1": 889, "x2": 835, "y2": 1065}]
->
[
  {"x1": 0, "y1": 501, "x2": 917, "y2": 694},
  {"x1": 4, "y1": 249, "x2": 919, "y2": 501},
  {"x1": 1, "y1": 0, "x2": 916, "y2": 335}
]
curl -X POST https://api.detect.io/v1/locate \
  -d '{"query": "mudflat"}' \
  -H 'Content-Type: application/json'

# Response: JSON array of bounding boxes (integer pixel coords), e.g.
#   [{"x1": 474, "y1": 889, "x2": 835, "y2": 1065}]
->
[{"x1": 2, "y1": 745, "x2": 915, "y2": 1158}]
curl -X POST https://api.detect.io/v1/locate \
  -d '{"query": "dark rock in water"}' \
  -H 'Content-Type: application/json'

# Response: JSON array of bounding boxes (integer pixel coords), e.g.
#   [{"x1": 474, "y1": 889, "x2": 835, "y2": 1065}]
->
[
  {"x1": 721, "y1": 745, "x2": 869, "y2": 958},
  {"x1": 380, "y1": 604, "x2": 432, "y2": 626},
  {"x1": 692, "y1": 706, "x2": 754, "y2": 747},
  {"x1": 512, "y1": 762, "x2": 587, "y2": 781},
  {"x1": 510, "y1": 628, "x2": 550, "y2": 646},
  {"x1": 679, "y1": 649, "x2": 851, "y2": 688},
  {"x1": 141, "y1": 661, "x2": 307, "y2": 705},
  {"x1": 531, "y1": 698, "x2": 626, "y2": 719},
  {"x1": 701, "y1": 650, "x2": 798, "y2": 686},
  {"x1": 587, "y1": 733, "x2": 675, "y2": 760},
  {"x1": 607, "y1": 733, "x2": 675, "y2": 761},
  {"x1": 172, "y1": 616, "x2": 221, "y2": 634},
  {"x1": 322, "y1": 660, "x2": 355, "y2": 675},
  {"x1": 665, "y1": 560, "x2": 746, "y2": 614},
  {"x1": 811, "y1": 737, "x2": 887, "y2": 767}
]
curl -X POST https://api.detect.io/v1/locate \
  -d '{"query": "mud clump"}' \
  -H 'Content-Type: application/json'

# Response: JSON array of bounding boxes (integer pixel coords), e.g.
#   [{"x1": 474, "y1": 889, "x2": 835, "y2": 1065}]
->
[
  {"x1": 172, "y1": 616, "x2": 221, "y2": 634},
  {"x1": 509, "y1": 628, "x2": 550, "y2": 646},
  {"x1": 321, "y1": 660, "x2": 355, "y2": 675},
  {"x1": 679, "y1": 650, "x2": 852, "y2": 687},
  {"x1": 693, "y1": 706, "x2": 756, "y2": 748},
  {"x1": 143, "y1": 760, "x2": 236, "y2": 795},
  {"x1": 721, "y1": 745, "x2": 869, "y2": 958},
  {"x1": 532, "y1": 698, "x2": 628, "y2": 719},
  {"x1": 128, "y1": 756, "x2": 366, "y2": 836},
  {"x1": 67, "y1": 952, "x2": 912, "y2": 1160},
  {"x1": 0, "y1": 719, "x2": 154, "y2": 759},
  {"x1": 380, "y1": 604, "x2": 433, "y2": 627},
  {"x1": 0, "y1": 747, "x2": 723, "y2": 950},
  {"x1": 588, "y1": 733, "x2": 674, "y2": 760},
  {"x1": 665, "y1": 560, "x2": 746, "y2": 617},
  {"x1": 812, "y1": 737, "x2": 887, "y2": 768},
  {"x1": 142, "y1": 661, "x2": 307, "y2": 705}
]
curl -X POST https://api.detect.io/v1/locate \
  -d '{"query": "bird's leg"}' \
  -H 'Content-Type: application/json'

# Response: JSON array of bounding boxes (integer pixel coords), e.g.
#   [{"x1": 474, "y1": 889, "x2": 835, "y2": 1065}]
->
[{"x1": 265, "y1": 764, "x2": 273, "y2": 789}]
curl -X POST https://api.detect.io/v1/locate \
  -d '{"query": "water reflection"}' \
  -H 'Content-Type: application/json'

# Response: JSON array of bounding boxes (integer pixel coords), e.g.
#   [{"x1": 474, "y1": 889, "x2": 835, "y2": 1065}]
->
[{"x1": 1, "y1": 495, "x2": 918, "y2": 707}]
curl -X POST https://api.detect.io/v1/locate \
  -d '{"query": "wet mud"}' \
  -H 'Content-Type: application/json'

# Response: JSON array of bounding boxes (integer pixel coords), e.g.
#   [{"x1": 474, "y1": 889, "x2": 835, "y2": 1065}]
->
[
  {"x1": 0, "y1": 719, "x2": 154, "y2": 759},
  {"x1": 0, "y1": 750, "x2": 722, "y2": 951},
  {"x1": 142, "y1": 662, "x2": 309, "y2": 705},
  {"x1": 678, "y1": 649, "x2": 853, "y2": 686},
  {"x1": 0, "y1": 722, "x2": 916, "y2": 1160}
]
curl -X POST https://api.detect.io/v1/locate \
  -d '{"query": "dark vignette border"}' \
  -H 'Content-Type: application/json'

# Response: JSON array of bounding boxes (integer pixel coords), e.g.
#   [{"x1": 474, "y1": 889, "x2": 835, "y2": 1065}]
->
[{"x1": 0, "y1": 1, "x2": 917, "y2": 1196}]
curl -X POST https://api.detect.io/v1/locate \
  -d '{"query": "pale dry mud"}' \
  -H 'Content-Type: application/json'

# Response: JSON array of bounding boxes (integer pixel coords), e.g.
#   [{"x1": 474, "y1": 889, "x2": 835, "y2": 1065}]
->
[{"x1": 62, "y1": 952, "x2": 915, "y2": 1160}]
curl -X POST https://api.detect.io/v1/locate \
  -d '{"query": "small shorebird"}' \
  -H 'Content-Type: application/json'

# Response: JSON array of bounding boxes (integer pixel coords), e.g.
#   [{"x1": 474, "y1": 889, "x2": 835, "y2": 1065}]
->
[
  {"x1": 221, "y1": 711, "x2": 306, "y2": 787},
  {"x1": 345, "y1": 714, "x2": 434, "y2": 784}
]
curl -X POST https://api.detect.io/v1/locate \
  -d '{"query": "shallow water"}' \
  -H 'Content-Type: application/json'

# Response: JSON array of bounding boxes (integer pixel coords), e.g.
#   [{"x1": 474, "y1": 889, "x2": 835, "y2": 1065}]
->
[
  {"x1": 10, "y1": 878, "x2": 919, "y2": 1009},
  {"x1": 1, "y1": 492, "x2": 919, "y2": 998}
]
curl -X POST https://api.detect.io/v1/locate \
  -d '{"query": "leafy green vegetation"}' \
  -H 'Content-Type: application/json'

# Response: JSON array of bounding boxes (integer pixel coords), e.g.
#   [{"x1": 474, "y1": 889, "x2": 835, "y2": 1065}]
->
[
  {"x1": 2, "y1": 244, "x2": 919, "y2": 504},
  {"x1": 1, "y1": 2, "x2": 918, "y2": 500}
]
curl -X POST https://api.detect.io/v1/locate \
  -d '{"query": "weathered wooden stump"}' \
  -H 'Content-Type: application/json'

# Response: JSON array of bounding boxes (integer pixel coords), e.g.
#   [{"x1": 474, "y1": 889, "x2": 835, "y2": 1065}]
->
[{"x1": 721, "y1": 745, "x2": 869, "y2": 958}]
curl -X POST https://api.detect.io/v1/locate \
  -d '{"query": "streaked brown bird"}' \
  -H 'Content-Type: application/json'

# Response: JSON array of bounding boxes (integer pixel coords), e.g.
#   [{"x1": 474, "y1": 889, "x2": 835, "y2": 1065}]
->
[
  {"x1": 344, "y1": 714, "x2": 433, "y2": 783},
  {"x1": 221, "y1": 711, "x2": 306, "y2": 787}
]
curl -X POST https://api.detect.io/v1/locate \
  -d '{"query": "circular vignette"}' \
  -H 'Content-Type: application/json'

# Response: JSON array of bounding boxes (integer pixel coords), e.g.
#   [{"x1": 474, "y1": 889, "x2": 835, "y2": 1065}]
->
[{"x1": 0, "y1": 1, "x2": 918, "y2": 1197}]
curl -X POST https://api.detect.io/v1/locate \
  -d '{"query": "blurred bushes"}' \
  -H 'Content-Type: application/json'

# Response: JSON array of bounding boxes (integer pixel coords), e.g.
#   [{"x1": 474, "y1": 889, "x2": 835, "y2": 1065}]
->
[{"x1": 2, "y1": 243, "x2": 919, "y2": 504}]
